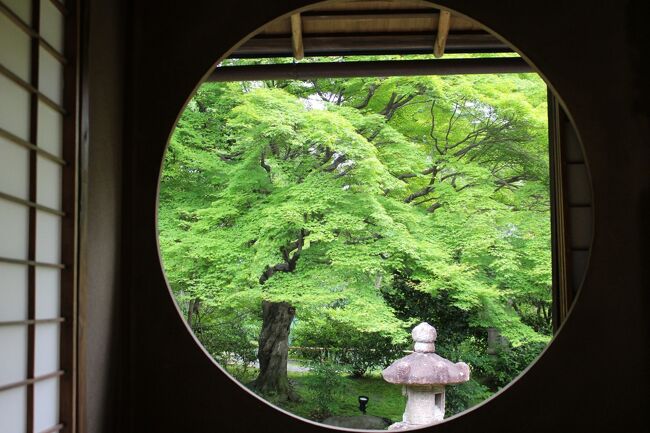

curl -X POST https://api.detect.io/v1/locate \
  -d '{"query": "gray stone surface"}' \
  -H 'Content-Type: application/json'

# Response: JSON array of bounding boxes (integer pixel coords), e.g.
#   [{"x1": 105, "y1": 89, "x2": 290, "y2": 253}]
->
[
  {"x1": 412, "y1": 323, "x2": 437, "y2": 353},
  {"x1": 382, "y1": 352, "x2": 469, "y2": 385},
  {"x1": 401, "y1": 385, "x2": 445, "y2": 425},
  {"x1": 383, "y1": 323, "x2": 469, "y2": 386},
  {"x1": 386, "y1": 421, "x2": 411, "y2": 431},
  {"x1": 382, "y1": 322, "x2": 470, "y2": 430},
  {"x1": 412, "y1": 322, "x2": 437, "y2": 343},
  {"x1": 321, "y1": 415, "x2": 391, "y2": 430}
]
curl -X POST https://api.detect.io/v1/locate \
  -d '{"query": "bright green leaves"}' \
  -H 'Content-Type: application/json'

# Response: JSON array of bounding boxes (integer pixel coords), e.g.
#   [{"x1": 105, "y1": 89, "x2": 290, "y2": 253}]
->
[{"x1": 159, "y1": 65, "x2": 552, "y2": 353}]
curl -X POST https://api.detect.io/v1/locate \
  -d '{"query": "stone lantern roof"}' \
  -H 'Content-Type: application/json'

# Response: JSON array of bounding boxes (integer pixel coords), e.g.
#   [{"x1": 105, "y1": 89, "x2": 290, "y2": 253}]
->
[{"x1": 383, "y1": 323, "x2": 470, "y2": 386}]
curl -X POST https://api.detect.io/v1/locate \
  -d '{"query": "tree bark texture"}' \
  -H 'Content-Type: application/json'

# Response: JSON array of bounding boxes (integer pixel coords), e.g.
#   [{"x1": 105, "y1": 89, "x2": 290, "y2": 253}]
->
[{"x1": 252, "y1": 300, "x2": 298, "y2": 401}]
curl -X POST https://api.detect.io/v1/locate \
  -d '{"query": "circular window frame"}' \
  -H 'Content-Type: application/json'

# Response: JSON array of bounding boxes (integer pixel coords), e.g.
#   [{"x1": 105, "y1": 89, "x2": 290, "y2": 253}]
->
[{"x1": 141, "y1": 1, "x2": 605, "y2": 432}]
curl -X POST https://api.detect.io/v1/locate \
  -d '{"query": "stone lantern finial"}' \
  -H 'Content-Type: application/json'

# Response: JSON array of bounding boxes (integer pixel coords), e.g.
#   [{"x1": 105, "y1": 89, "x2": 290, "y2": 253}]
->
[
  {"x1": 412, "y1": 322, "x2": 437, "y2": 353},
  {"x1": 382, "y1": 323, "x2": 470, "y2": 430}
]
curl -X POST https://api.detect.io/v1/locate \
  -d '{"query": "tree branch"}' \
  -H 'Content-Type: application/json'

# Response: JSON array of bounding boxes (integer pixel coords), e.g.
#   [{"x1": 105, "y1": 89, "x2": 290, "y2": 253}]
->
[
  {"x1": 324, "y1": 154, "x2": 346, "y2": 172},
  {"x1": 404, "y1": 186, "x2": 433, "y2": 203},
  {"x1": 218, "y1": 150, "x2": 244, "y2": 162},
  {"x1": 335, "y1": 166, "x2": 355, "y2": 178},
  {"x1": 321, "y1": 147, "x2": 334, "y2": 163},
  {"x1": 354, "y1": 84, "x2": 378, "y2": 109},
  {"x1": 412, "y1": 196, "x2": 438, "y2": 206},
  {"x1": 335, "y1": 88, "x2": 345, "y2": 105},
  {"x1": 397, "y1": 173, "x2": 418, "y2": 180},
  {"x1": 494, "y1": 174, "x2": 527, "y2": 191},
  {"x1": 259, "y1": 229, "x2": 308, "y2": 284},
  {"x1": 444, "y1": 101, "x2": 462, "y2": 149},
  {"x1": 429, "y1": 99, "x2": 443, "y2": 155},
  {"x1": 396, "y1": 165, "x2": 438, "y2": 182},
  {"x1": 260, "y1": 151, "x2": 271, "y2": 174},
  {"x1": 381, "y1": 93, "x2": 416, "y2": 121},
  {"x1": 455, "y1": 182, "x2": 477, "y2": 192}
]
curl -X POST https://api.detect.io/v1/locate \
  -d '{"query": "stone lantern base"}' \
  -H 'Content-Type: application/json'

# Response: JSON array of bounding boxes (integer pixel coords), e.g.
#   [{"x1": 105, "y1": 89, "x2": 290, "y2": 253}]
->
[
  {"x1": 388, "y1": 421, "x2": 413, "y2": 431},
  {"x1": 388, "y1": 385, "x2": 445, "y2": 430}
]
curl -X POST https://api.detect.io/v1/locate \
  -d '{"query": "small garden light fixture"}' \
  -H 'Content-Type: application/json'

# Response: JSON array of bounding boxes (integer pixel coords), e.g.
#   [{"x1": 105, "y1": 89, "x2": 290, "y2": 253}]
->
[{"x1": 358, "y1": 395, "x2": 369, "y2": 414}]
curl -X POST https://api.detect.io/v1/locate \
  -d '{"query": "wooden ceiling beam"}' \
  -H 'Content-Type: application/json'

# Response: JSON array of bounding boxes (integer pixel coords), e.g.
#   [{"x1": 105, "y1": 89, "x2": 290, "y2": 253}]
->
[
  {"x1": 309, "y1": 1, "x2": 435, "y2": 12},
  {"x1": 231, "y1": 33, "x2": 511, "y2": 58},
  {"x1": 209, "y1": 57, "x2": 532, "y2": 82},
  {"x1": 434, "y1": 10, "x2": 451, "y2": 58},
  {"x1": 290, "y1": 13, "x2": 304, "y2": 60},
  {"x1": 300, "y1": 10, "x2": 438, "y2": 21}
]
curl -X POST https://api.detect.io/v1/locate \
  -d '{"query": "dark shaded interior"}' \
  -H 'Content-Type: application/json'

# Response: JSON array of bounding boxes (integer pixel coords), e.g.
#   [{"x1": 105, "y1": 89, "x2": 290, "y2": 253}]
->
[{"x1": 70, "y1": 0, "x2": 650, "y2": 432}]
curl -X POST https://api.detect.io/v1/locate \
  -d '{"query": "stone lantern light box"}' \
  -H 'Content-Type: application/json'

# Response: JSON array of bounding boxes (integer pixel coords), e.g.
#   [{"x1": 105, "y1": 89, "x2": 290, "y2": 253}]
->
[{"x1": 382, "y1": 323, "x2": 470, "y2": 430}]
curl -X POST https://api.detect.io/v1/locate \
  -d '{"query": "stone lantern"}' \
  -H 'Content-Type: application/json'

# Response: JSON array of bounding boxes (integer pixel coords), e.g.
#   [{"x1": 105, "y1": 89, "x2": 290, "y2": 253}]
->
[{"x1": 382, "y1": 323, "x2": 470, "y2": 430}]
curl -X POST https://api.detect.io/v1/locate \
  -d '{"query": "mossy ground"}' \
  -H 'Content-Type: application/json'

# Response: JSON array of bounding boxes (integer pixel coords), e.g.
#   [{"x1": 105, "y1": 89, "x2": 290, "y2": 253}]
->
[{"x1": 227, "y1": 366, "x2": 405, "y2": 423}]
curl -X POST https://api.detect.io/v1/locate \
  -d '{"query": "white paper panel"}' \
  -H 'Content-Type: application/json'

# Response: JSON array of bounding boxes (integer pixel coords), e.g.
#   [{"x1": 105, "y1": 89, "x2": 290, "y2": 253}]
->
[
  {"x1": 34, "y1": 377, "x2": 59, "y2": 433},
  {"x1": 0, "y1": 325, "x2": 28, "y2": 385},
  {"x1": 0, "y1": 136, "x2": 30, "y2": 199},
  {"x1": 37, "y1": 101, "x2": 63, "y2": 157},
  {"x1": 3, "y1": 0, "x2": 31, "y2": 25},
  {"x1": 34, "y1": 323, "x2": 59, "y2": 376},
  {"x1": 0, "y1": 200, "x2": 29, "y2": 259},
  {"x1": 40, "y1": 0, "x2": 65, "y2": 54},
  {"x1": 36, "y1": 268, "x2": 60, "y2": 319},
  {"x1": 0, "y1": 386, "x2": 27, "y2": 433},
  {"x1": 39, "y1": 46, "x2": 64, "y2": 106},
  {"x1": 0, "y1": 263, "x2": 28, "y2": 321},
  {"x1": 36, "y1": 211, "x2": 61, "y2": 264},
  {"x1": 0, "y1": 74, "x2": 31, "y2": 141},
  {"x1": 0, "y1": 12, "x2": 32, "y2": 82},
  {"x1": 36, "y1": 155, "x2": 62, "y2": 210}
]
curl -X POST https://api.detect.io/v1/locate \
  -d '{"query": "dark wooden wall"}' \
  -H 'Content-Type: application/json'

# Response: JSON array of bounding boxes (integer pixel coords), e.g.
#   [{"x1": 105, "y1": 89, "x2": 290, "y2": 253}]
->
[
  {"x1": 77, "y1": 0, "x2": 126, "y2": 432},
  {"x1": 548, "y1": 95, "x2": 593, "y2": 327},
  {"x1": 82, "y1": 0, "x2": 649, "y2": 432}
]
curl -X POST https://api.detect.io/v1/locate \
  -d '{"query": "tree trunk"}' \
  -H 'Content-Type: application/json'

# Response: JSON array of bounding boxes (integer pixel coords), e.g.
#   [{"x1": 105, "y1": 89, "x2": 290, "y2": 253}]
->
[
  {"x1": 187, "y1": 297, "x2": 200, "y2": 328},
  {"x1": 251, "y1": 300, "x2": 299, "y2": 401}
]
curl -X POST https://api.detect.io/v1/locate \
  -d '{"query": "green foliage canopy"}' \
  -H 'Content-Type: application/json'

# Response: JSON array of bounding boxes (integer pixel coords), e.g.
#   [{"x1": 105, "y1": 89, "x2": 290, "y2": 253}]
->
[{"x1": 159, "y1": 66, "x2": 552, "y2": 369}]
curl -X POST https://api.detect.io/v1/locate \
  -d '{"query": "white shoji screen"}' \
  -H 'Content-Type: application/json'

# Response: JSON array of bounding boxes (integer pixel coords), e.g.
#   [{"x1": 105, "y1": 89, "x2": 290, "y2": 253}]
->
[{"x1": 0, "y1": 1, "x2": 77, "y2": 433}]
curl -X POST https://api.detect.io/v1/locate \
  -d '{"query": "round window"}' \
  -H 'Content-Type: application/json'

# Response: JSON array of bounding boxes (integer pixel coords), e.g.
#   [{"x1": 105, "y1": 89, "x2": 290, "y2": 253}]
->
[{"x1": 157, "y1": 1, "x2": 589, "y2": 430}]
